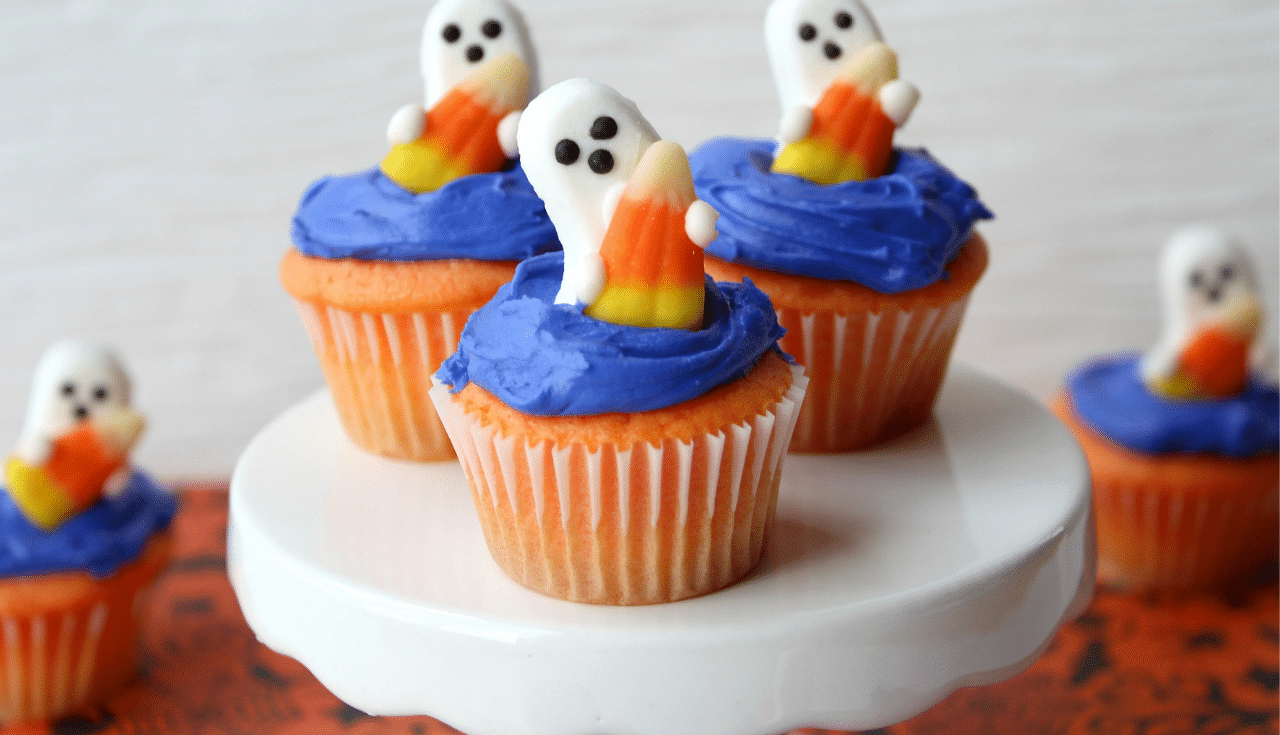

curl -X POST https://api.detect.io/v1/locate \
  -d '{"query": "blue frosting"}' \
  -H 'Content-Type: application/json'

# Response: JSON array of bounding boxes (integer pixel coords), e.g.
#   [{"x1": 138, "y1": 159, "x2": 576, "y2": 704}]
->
[
  {"x1": 688, "y1": 137, "x2": 993, "y2": 294},
  {"x1": 290, "y1": 163, "x2": 559, "y2": 261},
  {"x1": 1067, "y1": 354, "x2": 1280, "y2": 457},
  {"x1": 0, "y1": 471, "x2": 176, "y2": 579},
  {"x1": 437, "y1": 251, "x2": 787, "y2": 416}
]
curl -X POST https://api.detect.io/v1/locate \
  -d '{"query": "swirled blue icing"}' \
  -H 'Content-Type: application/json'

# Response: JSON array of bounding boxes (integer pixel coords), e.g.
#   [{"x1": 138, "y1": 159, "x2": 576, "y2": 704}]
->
[
  {"x1": 437, "y1": 251, "x2": 787, "y2": 416},
  {"x1": 1067, "y1": 354, "x2": 1279, "y2": 457},
  {"x1": 688, "y1": 137, "x2": 993, "y2": 294},
  {"x1": 290, "y1": 163, "x2": 559, "y2": 261},
  {"x1": 0, "y1": 471, "x2": 176, "y2": 579}
]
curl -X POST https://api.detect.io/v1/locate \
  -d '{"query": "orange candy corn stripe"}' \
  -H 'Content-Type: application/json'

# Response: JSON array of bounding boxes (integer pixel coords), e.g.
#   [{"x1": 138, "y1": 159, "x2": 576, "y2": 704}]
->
[
  {"x1": 5, "y1": 424, "x2": 127, "y2": 530},
  {"x1": 1161, "y1": 326, "x2": 1252, "y2": 399},
  {"x1": 586, "y1": 141, "x2": 706, "y2": 331},
  {"x1": 772, "y1": 41, "x2": 900, "y2": 184},
  {"x1": 381, "y1": 53, "x2": 530, "y2": 194}
]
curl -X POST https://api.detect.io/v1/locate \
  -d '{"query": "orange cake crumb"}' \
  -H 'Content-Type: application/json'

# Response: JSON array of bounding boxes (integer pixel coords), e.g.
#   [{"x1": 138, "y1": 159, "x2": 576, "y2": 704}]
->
[
  {"x1": 279, "y1": 248, "x2": 518, "y2": 313},
  {"x1": 451, "y1": 350, "x2": 794, "y2": 451}
]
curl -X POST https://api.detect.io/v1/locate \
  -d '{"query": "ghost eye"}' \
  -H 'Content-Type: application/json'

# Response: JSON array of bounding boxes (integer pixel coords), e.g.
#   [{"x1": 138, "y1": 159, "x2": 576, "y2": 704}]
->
[
  {"x1": 590, "y1": 116, "x2": 618, "y2": 140},
  {"x1": 798, "y1": 23, "x2": 817, "y2": 42},
  {"x1": 93, "y1": 385, "x2": 109, "y2": 402},
  {"x1": 834, "y1": 11, "x2": 853, "y2": 28},
  {"x1": 481, "y1": 19, "x2": 502, "y2": 38},
  {"x1": 1189, "y1": 270, "x2": 1204, "y2": 289},
  {"x1": 588, "y1": 149, "x2": 614, "y2": 174},
  {"x1": 61, "y1": 382, "x2": 75, "y2": 397},
  {"x1": 1220, "y1": 265, "x2": 1234, "y2": 281},
  {"x1": 555, "y1": 139, "x2": 580, "y2": 165},
  {"x1": 442, "y1": 24, "x2": 461, "y2": 43}
]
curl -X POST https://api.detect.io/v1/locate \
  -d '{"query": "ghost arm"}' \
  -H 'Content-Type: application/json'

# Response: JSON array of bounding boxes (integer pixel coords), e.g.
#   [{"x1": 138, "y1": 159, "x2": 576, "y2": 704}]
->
[
  {"x1": 878, "y1": 80, "x2": 921, "y2": 127},
  {"x1": 386, "y1": 104, "x2": 427, "y2": 146},
  {"x1": 777, "y1": 104, "x2": 814, "y2": 145},
  {"x1": 102, "y1": 466, "x2": 132, "y2": 498},
  {"x1": 497, "y1": 111, "x2": 522, "y2": 159},
  {"x1": 684, "y1": 200, "x2": 719, "y2": 248},
  {"x1": 13, "y1": 433, "x2": 54, "y2": 466},
  {"x1": 1249, "y1": 340, "x2": 1278, "y2": 387}
]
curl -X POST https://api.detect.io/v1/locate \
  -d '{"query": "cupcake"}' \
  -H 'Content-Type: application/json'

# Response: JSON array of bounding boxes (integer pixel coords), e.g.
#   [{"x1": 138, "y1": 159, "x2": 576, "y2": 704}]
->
[
  {"x1": 430, "y1": 80, "x2": 808, "y2": 605},
  {"x1": 689, "y1": 0, "x2": 992, "y2": 452},
  {"x1": 281, "y1": 0, "x2": 558, "y2": 461},
  {"x1": 1051, "y1": 226, "x2": 1279, "y2": 590},
  {"x1": 0, "y1": 340, "x2": 176, "y2": 723}
]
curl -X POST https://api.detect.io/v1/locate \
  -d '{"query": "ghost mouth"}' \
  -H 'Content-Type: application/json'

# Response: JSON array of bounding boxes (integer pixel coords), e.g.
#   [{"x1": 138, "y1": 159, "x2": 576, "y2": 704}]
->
[
  {"x1": 824, "y1": 42, "x2": 841, "y2": 60},
  {"x1": 466, "y1": 45, "x2": 484, "y2": 63}
]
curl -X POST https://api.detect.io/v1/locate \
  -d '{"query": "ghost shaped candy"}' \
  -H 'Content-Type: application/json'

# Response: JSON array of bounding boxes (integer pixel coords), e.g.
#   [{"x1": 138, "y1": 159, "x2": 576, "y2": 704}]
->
[
  {"x1": 517, "y1": 79, "x2": 718, "y2": 312},
  {"x1": 765, "y1": 0, "x2": 920, "y2": 183},
  {"x1": 516, "y1": 78, "x2": 660, "y2": 305},
  {"x1": 1141, "y1": 225, "x2": 1273, "y2": 399},
  {"x1": 5, "y1": 340, "x2": 145, "y2": 529},
  {"x1": 382, "y1": 0, "x2": 539, "y2": 192}
]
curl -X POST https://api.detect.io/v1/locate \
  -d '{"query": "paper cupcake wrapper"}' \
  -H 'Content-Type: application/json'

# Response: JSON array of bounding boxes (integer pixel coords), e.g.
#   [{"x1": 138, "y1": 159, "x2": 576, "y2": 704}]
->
[
  {"x1": 293, "y1": 299, "x2": 471, "y2": 461},
  {"x1": 0, "y1": 600, "x2": 116, "y2": 723},
  {"x1": 1093, "y1": 476, "x2": 1279, "y2": 589},
  {"x1": 780, "y1": 296, "x2": 971, "y2": 452},
  {"x1": 430, "y1": 365, "x2": 808, "y2": 605}
]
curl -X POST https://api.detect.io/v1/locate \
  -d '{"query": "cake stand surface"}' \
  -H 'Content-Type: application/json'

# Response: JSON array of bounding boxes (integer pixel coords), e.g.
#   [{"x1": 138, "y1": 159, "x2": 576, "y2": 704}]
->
[{"x1": 227, "y1": 365, "x2": 1094, "y2": 735}]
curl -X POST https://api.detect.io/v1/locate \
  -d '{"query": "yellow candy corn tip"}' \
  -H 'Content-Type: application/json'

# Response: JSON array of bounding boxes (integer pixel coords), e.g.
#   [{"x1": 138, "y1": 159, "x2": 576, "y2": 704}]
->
[
  {"x1": 4, "y1": 456, "x2": 74, "y2": 530},
  {"x1": 587, "y1": 284, "x2": 705, "y2": 331},
  {"x1": 380, "y1": 52, "x2": 531, "y2": 194},
  {"x1": 381, "y1": 141, "x2": 472, "y2": 194},
  {"x1": 772, "y1": 138, "x2": 871, "y2": 184}
]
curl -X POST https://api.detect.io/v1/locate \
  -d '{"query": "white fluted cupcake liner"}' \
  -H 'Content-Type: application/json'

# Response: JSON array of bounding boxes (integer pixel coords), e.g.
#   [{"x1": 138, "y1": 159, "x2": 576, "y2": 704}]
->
[
  {"x1": 780, "y1": 296, "x2": 971, "y2": 452},
  {"x1": 430, "y1": 364, "x2": 808, "y2": 605},
  {"x1": 293, "y1": 299, "x2": 471, "y2": 461},
  {"x1": 0, "y1": 601, "x2": 112, "y2": 723},
  {"x1": 1093, "y1": 477, "x2": 1279, "y2": 589}
]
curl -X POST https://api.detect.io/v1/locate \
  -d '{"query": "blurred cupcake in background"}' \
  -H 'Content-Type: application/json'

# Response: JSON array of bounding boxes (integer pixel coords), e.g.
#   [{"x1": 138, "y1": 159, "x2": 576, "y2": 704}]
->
[
  {"x1": 0, "y1": 340, "x2": 175, "y2": 724},
  {"x1": 1051, "y1": 226, "x2": 1278, "y2": 591},
  {"x1": 280, "y1": 0, "x2": 558, "y2": 461},
  {"x1": 690, "y1": 0, "x2": 991, "y2": 452}
]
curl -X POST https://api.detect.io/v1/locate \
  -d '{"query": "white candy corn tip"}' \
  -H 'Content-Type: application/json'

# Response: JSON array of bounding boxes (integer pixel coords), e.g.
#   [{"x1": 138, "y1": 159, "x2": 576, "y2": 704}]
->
[
  {"x1": 516, "y1": 78, "x2": 660, "y2": 305},
  {"x1": 420, "y1": 0, "x2": 539, "y2": 109},
  {"x1": 18, "y1": 340, "x2": 133, "y2": 455},
  {"x1": 766, "y1": 0, "x2": 883, "y2": 114}
]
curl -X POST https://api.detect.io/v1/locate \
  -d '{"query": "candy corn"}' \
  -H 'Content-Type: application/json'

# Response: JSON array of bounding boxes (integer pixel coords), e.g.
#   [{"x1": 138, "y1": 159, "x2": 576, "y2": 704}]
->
[
  {"x1": 585, "y1": 141, "x2": 709, "y2": 330},
  {"x1": 772, "y1": 41, "x2": 901, "y2": 184},
  {"x1": 380, "y1": 52, "x2": 530, "y2": 194},
  {"x1": 5, "y1": 412, "x2": 143, "y2": 530},
  {"x1": 1153, "y1": 325, "x2": 1254, "y2": 399}
]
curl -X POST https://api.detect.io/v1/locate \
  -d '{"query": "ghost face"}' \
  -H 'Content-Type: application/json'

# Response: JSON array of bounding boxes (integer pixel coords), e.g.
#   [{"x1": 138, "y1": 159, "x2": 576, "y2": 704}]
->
[
  {"x1": 516, "y1": 78, "x2": 659, "y2": 303},
  {"x1": 766, "y1": 0, "x2": 883, "y2": 113},
  {"x1": 20, "y1": 340, "x2": 131, "y2": 442},
  {"x1": 1159, "y1": 226, "x2": 1261, "y2": 330},
  {"x1": 420, "y1": 0, "x2": 538, "y2": 108}
]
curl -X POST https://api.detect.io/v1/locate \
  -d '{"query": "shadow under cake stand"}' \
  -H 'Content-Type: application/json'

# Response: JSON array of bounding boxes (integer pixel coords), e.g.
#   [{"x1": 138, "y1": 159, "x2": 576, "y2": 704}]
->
[{"x1": 227, "y1": 365, "x2": 1094, "y2": 735}]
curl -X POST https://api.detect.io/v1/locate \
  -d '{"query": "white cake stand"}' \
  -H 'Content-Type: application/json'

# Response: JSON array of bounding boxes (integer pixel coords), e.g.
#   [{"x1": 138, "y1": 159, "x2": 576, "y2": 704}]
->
[{"x1": 227, "y1": 365, "x2": 1094, "y2": 735}]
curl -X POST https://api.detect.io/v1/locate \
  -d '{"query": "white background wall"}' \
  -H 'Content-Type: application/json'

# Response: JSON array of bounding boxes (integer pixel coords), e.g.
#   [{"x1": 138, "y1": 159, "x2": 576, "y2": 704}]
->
[{"x1": 1, "y1": 0, "x2": 1276, "y2": 480}]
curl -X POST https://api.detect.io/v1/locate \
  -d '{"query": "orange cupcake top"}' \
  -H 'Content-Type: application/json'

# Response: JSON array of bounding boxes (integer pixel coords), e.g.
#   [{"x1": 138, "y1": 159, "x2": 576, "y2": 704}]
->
[
  {"x1": 279, "y1": 249, "x2": 518, "y2": 313},
  {"x1": 452, "y1": 350, "x2": 794, "y2": 451}
]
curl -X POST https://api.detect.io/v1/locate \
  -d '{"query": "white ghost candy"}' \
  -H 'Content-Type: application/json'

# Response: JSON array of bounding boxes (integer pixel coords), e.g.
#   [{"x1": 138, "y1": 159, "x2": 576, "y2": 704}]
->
[
  {"x1": 517, "y1": 78, "x2": 660, "y2": 305},
  {"x1": 766, "y1": 0, "x2": 884, "y2": 115},
  {"x1": 390, "y1": 0, "x2": 539, "y2": 149},
  {"x1": 1141, "y1": 225, "x2": 1272, "y2": 392},
  {"x1": 420, "y1": 0, "x2": 538, "y2": 109},
  {"x1": 15, "y1": 340, "x2": 134, "y2": 467}
]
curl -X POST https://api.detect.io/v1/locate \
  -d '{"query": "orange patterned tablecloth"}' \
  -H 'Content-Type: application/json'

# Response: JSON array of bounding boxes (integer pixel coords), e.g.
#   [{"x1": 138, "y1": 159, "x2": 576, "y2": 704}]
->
[{"x1": 3, "y1": 488, "x2": 1276, "y2": 735}]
